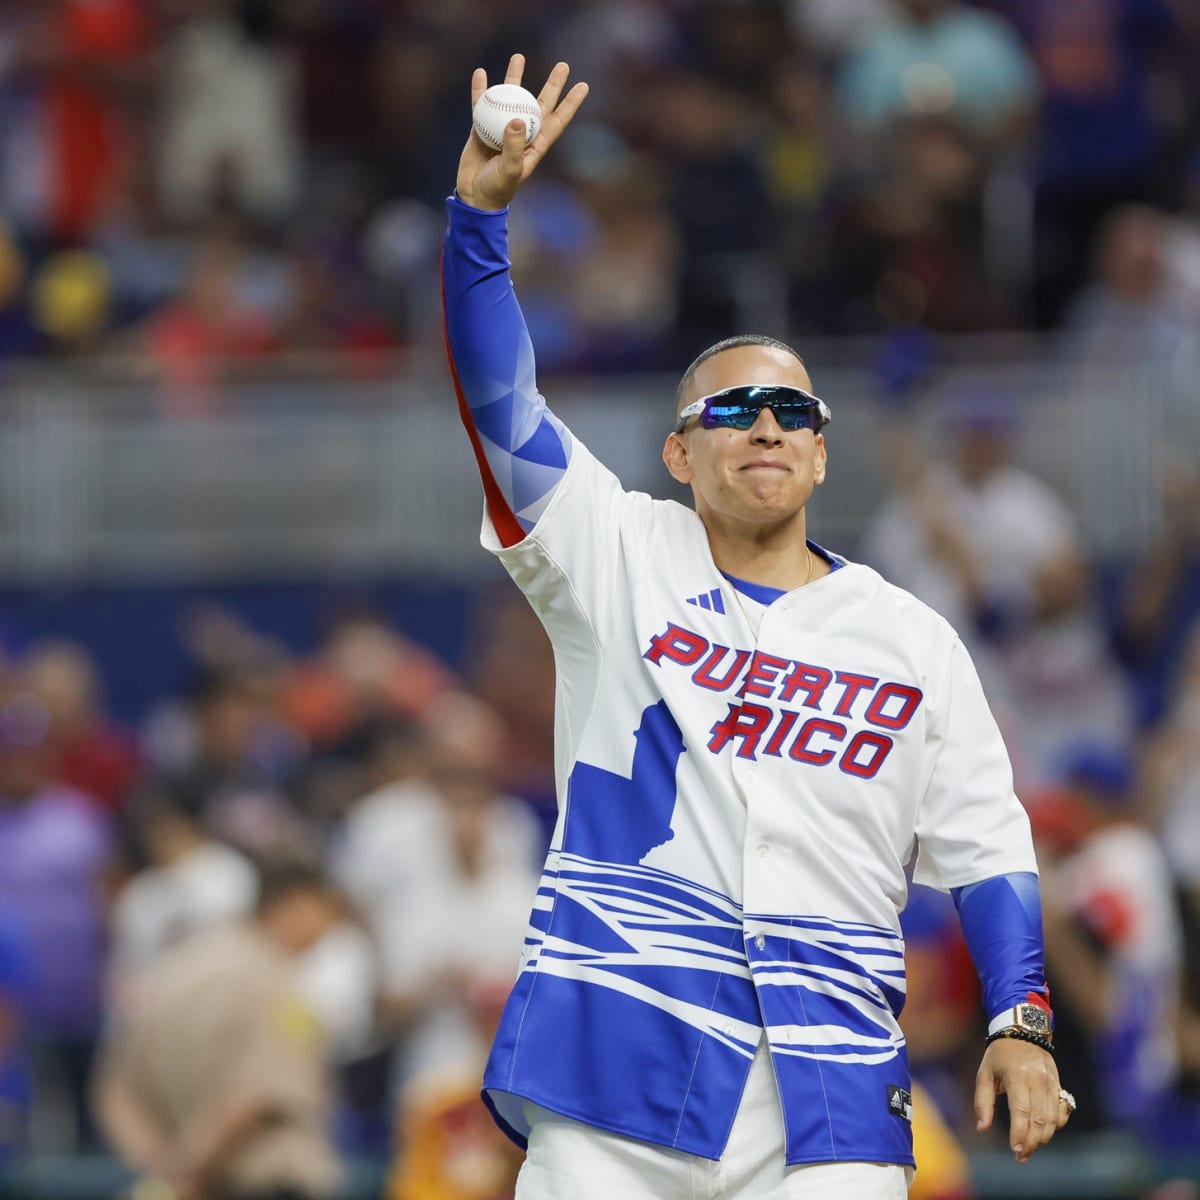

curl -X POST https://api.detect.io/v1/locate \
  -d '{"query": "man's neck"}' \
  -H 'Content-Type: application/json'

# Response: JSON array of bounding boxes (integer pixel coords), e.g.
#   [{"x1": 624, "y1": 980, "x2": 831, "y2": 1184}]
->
[{"x1": 704, "y1": 517, "x2": 824, "y2": 592}]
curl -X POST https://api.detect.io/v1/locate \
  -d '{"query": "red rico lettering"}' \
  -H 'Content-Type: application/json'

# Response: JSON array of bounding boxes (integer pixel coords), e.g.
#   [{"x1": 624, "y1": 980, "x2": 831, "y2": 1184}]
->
[
  {"x1": 788, "y1": 718, "x2": 845, "y2": 765},
  {"x1": 840, "y1": 731, "x2": 894, "y2": 778},
  {"x1": 708, "y1": 702, "x2": 773, "y2": 758}
]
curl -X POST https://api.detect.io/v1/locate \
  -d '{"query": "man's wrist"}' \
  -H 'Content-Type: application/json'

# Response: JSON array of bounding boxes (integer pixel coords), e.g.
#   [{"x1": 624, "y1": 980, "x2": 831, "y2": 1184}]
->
[
  {"x1": 985, "y1": 1026, "x2": 1055, "y2": 1055},
  {"x1": 451, "y1": 190, "x2": 509, "y2": 216},
  {"x1": 987, "y1": 998, "x2": 1054, "y2": 1039}
]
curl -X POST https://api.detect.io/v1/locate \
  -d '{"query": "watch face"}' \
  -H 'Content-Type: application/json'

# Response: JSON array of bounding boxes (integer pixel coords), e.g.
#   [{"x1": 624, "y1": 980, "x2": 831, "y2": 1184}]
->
[{"x1": 1019, "y1": 1005, "x2": 1052, "y2": 1034}]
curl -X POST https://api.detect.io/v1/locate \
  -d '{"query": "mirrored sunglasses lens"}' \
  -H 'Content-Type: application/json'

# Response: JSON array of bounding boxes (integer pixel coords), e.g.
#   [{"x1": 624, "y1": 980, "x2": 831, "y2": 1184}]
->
[
  {"x1": 701, "y1": 402, "x2": 760, "y2": 430},
  {"x1": 701, "y1": 397, "x2": 818, "y2": 431},
  {"x1": 773, "y1": 401, "x2": 819, "y2": 430}
]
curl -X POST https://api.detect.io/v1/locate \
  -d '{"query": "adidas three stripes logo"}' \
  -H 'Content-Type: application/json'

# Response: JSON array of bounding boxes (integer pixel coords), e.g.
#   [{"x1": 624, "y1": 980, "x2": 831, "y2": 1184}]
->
[{"x1": 685, "y1": 588, "x2": 725, "y2": 614}]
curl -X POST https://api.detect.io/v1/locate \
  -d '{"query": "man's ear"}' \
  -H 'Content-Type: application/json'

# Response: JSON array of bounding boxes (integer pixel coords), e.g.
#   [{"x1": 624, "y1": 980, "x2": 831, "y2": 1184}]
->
[
  {"x1": 813, "y1": 434, "x2": 827, "y2": 486},
  {"x1": 663, "y1": 433, "x2": 693, "y2": 484}
]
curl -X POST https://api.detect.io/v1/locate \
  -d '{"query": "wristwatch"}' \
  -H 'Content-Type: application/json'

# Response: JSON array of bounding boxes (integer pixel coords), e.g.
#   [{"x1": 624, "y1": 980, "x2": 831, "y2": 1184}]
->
[{"x1": 987, "y1": 1002, "x2": 1054, "y2": 1040}]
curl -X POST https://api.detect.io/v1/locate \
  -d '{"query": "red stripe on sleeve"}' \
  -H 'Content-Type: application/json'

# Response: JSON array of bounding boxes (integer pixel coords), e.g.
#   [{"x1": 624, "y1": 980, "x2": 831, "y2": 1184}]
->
[{"x1": 441, "y1": 247, "x2": 526, "y2": 549}]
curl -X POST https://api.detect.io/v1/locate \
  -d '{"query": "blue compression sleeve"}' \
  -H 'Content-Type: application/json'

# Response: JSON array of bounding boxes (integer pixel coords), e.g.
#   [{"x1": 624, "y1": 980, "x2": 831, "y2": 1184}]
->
[
  {"x1": 442, "y1": 195, "x2": 571, "y2": 546},
  {"x1": 951, "y1": 872, "x2": 1050, "y2": 1021}
]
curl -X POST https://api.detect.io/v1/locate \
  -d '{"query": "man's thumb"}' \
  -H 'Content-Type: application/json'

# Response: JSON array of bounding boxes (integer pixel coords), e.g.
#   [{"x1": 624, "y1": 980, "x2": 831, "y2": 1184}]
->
[{"x1": 501, "y1": 119, "x2": 529, "y2": 169}]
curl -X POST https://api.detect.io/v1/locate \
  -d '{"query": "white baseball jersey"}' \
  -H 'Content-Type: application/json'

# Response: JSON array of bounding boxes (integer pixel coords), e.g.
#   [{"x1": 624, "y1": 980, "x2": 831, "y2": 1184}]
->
[{"x1": 480, "y1": 433, "x2": 1038, "y2": 1167}]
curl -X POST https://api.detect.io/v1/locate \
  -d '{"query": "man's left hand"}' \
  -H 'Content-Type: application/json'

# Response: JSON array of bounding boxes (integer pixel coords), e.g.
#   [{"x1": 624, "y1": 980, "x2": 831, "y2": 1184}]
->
[{"x1": 974, "y1": 1037, "x2": 1071, "y2": 1163}]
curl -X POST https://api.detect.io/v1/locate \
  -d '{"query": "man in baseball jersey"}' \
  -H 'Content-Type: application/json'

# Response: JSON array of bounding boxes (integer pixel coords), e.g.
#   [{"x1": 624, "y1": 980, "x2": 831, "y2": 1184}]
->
[{"x1": 442, "y1": 54, "x2": 1073, "y2": 1200}]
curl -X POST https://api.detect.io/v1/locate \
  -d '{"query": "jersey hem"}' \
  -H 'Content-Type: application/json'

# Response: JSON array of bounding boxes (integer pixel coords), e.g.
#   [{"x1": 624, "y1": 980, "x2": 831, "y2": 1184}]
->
[{"x1": 481, "y1": 1083, "x2": 917, "y2": 1168}]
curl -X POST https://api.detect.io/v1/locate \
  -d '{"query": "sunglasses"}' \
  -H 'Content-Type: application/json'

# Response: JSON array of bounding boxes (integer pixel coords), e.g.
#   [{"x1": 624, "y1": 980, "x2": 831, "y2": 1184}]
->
[{"x1": 673, "y1": 385, "x2": 832, "y2": 435}]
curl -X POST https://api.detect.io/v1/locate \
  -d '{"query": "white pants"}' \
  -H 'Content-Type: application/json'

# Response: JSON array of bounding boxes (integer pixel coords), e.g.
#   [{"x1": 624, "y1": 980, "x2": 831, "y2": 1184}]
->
[{"x1": 515, "y1": 1041, "x2": 912, "y2": 1199}]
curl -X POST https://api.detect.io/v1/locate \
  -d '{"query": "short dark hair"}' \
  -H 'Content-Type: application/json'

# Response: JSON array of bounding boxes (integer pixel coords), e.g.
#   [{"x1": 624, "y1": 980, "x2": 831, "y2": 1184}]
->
[{"x1": 674, "y1": 334, "x2": 806, "y2": 415}]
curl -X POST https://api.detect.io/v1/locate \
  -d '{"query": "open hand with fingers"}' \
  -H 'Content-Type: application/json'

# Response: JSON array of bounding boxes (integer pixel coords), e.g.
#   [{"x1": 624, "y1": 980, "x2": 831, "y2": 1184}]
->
[
  {"x1": 975, "y1": 1036, "x2": 1073, "y2": 1163},
  {"x1": 456, "y1": 54, "x2": 589, "y2": 213}
]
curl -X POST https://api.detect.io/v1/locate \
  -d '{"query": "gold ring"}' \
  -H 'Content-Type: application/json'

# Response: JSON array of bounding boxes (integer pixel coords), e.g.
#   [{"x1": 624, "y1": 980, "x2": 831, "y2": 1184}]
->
[{"x1": 1058, "y1": 1087, "x2": 1077, "y2": 1113}]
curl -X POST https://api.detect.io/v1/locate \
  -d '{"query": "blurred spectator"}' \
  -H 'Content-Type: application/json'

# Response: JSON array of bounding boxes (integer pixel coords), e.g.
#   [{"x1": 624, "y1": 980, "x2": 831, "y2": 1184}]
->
[
  {"x1": 0, "y1": 216, "x2": 34, "y2": 360},
  {"x1": 760, "y1": 56, "x2": 839, "y2": 333},
  {"x1": 95, "y1": 861, "x2": 344, "y2": 1200},
  {"x1": 565, "y1": 148, "x2": 681, "y2": 370},
  {"x1": 646, "y1": 73, "x2": 776, "y2": 349},
  {"x1": 899, "y1": 885, "x2": 980, "y2": 1131},
  {"x1": 862, "y1": 388, "x2": 1133, "y2": 785},
  {"x1": 154, "y1": 668, "x2": 306, "y2": 861},
  {"x1": 838, "y1": 0, "x2": 1038, "y2": 140},
  {"x1": 832, "y1": 0, "x2": 1040, "y2": 330},
  {"x1": 908, "y1": 1080, "x2": 975, "y2": 1200},
  {"x1": 833, "y1": 112, "x2": 1008, "y2": 332},
  {"x1": 1067, "y1": 204, "x2": 1198, "y2": 370},
  {"x1": 465, "y1": 588, "x2": 556, "y2": 848},
  {"x1": 272, "y1": 231, "x2": 400, "y2": 369},
  {"x1": 1143, "y1": 622, "x2": 1200, "y2": 903},
  {"x1": 0, "y1": 909, "x2": 34, "y2": 1163},
  {"x1": 281, "y1": 612, "x2": 458, "y2": 755},
  {"x1": 157, "y1": 0, "x2": 300, "y2": 227},
  {"x1": 22, "y1": 639, "x2": 140, "y2": 815},
  {"x1": 364, "y1": 695, "x2": 541, "y2": 1096},
  {"x1": 3, "y1": 0, "x2": 151, "y2": 247},
  {"x1": 993, "y1": 0, "x2": 1193, "y2": 326},
  {"x1": 1033, "y1": 745, "x2": 1188, "y2": 1142},
  {"x1": 138, "y1": 221, "x2": 278, "y2": 416},
  {"x1": 544, "y1": 0, "x2": 677, "y2": 126},
  {"x1": 0, "y1": 690, "x2": 113, "y2": 1150},
  {"x1": 786, "y1": 0, "x2": 892, "y2": 62},
  {"x1": 1063, "y1": 206, "x2": 1200, "y2": 556},
  {"x1": 386, "y1": 1051, "x2": 523, "y2": 1200},
  {"x1": 1113, "y1": 463, "x2": 1200, "y2": 727},
  {"x1": 328, "y1": 716, "x2": 435, "y2": 917},
  {"x1": 107, "y1": 776, "x2": 257, "y2": 999}
]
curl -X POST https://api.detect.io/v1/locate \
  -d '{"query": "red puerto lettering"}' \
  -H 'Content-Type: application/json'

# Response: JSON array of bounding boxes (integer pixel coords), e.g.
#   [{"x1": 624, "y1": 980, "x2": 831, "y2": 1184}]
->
[
  {"x1": 839, "y1": 731, "x2": 894, "y2": 778},
  {"x1": 644, "y1": 623, "x2": 709, "y2": 667},
  {"x1": 741, "y1": 652, "x2": 790, "y2": 699},
  {"x1": 762, "y1": 709, "x2": 800, "y2": 757},
  {"x1": 708, "y1": 702, "x2": 772, "y2": 759},
  {"x1": 788, "y1": 717, "x2": 845, "y2": 765},
  {"x1": 777, "y1": 660, "x2": 833, "y2": 708},
  {"x1": 692, "y1": 645, "x2": 752, "y2": 692},
  {"x1": 832, "y1": 671, "x2": 878, "y2": 718},
  {"x1": 864, "y1": 683, "x2": 923, "y2": 731}
]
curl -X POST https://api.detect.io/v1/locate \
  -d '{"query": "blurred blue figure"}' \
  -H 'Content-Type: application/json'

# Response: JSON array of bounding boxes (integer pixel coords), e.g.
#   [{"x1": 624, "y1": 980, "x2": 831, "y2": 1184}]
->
[{"x1": 0, "y1": 908, "x2": 34, "y2": 1162}]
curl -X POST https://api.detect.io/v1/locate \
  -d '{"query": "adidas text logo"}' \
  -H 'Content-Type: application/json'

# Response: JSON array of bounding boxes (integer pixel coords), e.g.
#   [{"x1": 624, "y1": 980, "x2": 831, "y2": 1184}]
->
[{"x1": 685, "y1": 588, "x2": 725, "y2": 614}]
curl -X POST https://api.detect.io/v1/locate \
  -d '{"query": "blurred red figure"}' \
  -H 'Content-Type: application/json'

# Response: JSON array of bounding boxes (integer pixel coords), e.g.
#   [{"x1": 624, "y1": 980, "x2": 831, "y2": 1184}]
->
[
  {"x1": 141, "y1": 223, "x2": 276, "y2": 416},
  {"x1": 282, "y1": 614, "x2": 459, "y2": 753},
  {"x1": 22, "y1": 640, "x2": 140, "y2": 815},
  {"x1": 38, "y1": 0, "x2": 151, "y2": 244}
]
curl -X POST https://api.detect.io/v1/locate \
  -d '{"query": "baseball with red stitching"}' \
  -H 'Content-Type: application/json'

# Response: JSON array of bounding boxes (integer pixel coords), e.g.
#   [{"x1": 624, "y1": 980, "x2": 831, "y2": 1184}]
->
[{"x1": 472, "y1": 83, "x2": 542, "y2": 151}]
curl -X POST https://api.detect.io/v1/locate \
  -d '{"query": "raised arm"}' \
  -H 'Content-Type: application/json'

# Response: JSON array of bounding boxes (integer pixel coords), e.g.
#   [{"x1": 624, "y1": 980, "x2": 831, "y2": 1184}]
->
[{"x1": 442, "y1": 56, "x2": 589, "y2": 546}]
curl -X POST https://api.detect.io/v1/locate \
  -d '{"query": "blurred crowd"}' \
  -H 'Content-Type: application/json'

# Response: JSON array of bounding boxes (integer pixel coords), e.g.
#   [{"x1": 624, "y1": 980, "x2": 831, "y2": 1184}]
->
[
  {"x1": 0, "y1": 591, "x2": 559, "y2": 1198},
  {"x1": 0, "y1": 0, "x2": 1198, "y2": 389}
]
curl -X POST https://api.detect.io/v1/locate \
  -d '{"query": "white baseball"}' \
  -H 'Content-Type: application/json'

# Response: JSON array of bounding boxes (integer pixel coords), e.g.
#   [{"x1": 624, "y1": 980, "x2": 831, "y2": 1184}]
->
[{"x1": 472, "y1": 84, "x2": 542, "y2": 152}]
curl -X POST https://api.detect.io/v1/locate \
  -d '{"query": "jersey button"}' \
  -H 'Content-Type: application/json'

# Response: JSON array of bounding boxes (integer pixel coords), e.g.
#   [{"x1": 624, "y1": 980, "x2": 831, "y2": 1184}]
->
[
  {"x1": 754, "y1": 934, "x2": 766, "y2": 950},
  {"x1": 756, "y1": 844, "x2": 769, "y2": 859}
]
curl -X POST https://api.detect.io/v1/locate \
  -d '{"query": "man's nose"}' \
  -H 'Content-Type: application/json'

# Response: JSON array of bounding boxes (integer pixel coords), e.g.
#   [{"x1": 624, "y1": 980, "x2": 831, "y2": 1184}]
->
[{"x1": 749, "y1": 407, "x2": 784, "y2": 443}]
